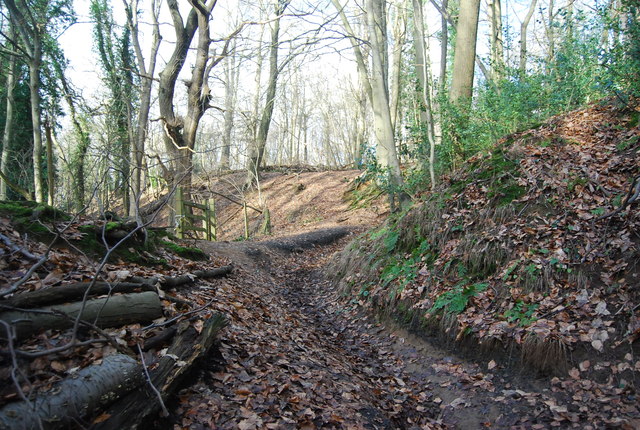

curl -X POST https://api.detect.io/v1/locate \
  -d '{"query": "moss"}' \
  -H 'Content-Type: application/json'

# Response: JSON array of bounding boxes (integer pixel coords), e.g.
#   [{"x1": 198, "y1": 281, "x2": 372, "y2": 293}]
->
[
  {"x1": 161, "y1": 240, "x2": 208, "y2": 261},
  {"x1": 0, "y1": 201, "x2": 37, "y2": 218},
  {"x1": 104, "y1": 221, "x2": 121, "y2": 232},
  {"x1": 0, "y1": 200, "x2": 69, "y2": 239},
  {"x1": 487, "y1": 183, "x2": 527, "y2": 206},
  {"x1": 627, "y1": 110, "x2": 639, "y2": 128}
]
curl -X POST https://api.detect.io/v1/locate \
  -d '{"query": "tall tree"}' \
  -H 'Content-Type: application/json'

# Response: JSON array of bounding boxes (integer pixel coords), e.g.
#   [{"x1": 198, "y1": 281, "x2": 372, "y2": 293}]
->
[
  {"x1": 220, "y1": 38, "x2": 238, "y2": 171},
  {"x1": 245, "y1": 0, "x2": 291, "y2": 189},
  {"x1": 411, "y1": 0, "x2": 436, "y2": 187},
  {"x1": 122, "y1": 0, "x2": 162, "y2": 215},
  {"x1": 367, "y1": 0, "x2": 410, "y2": 208},
  {"x1": 0, "y1": 26, "x2": 19, "y2": 200},
  {"x1": 4, "y1": 0, "x2": 73, "y2": 203},
  {"x1": 389, "y1": 1, "x2": 407, "y2": 131},
  {"x1": 332, "y1": 0, "x2": 410, "y2": 209},
  {"x1": 157, "y1": 0, "x2": 212, "y2": 200},
  {"x1": 91, "y1": 0, "x2": 137, "y2": 215},
  {"x1": 439, "y1": 0, "x2": 448, "y2": 93},
  {"x1": 519, "y1": 0, "x2": 537, "y2": 75},
  {"x1": 487, "y1": 0, "x2": 504, "y2": 80},
  {"x1": 449, "y1": 0, "x2": 481, "y2": 103}
]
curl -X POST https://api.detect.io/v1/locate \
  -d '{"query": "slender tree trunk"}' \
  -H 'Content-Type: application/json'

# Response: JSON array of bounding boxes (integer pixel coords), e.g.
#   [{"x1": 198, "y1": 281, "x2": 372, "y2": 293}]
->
[
  {"x1": 389, "y1": 4, "x2": 406, "y2": 132},
  {"x1": 45, "y1": 118, "x2": 55, "y2": 206},
  {"x1": 29, "y1": 55, "x2": 45, "y2": 203},
  {"x1": 0, "y1": 46, "x2": 17, "y2": 200},
  {"x1": 4, "y1": 0, "x2": 45, "y2": 202},
  {"x1": 331, "y1": 0, "x2": 373, "y2": 101},
  {"x1": 439, "y1": 0, "x2": 448, "y2": 94},
  {"x1": 488, "y1": 0, "x2": 504, "y2": 80},
  {"x1": 368, "y1": 0, "x2": 410, "y2": 209},
  {"x1": 449, "y1": 0, "x2": 481, "y2": 103},
  {"x1": 124, "y1": 0, "x2": 161, "y2": 215},
  {"x1": 519, "y1": 0, "x2": 537, "y2": 75},
  {"x1": 221, "y1": 42, "x2": 237, "y2": 171},
  {"x1": 245, "y1": 1, "x2": 290, "y2": 189},
  {"x1": 546, "y1": 0, "x2": 556, "y2": 72},
  {"x1": 412, "y1": 0, "x2": 436, "y2": 188}
]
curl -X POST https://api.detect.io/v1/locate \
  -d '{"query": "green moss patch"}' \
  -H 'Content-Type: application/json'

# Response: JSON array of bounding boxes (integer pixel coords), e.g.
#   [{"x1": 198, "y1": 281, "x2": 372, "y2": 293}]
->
[{"x1": 161, "y1": 240, "x2": 209, "y2": 261}]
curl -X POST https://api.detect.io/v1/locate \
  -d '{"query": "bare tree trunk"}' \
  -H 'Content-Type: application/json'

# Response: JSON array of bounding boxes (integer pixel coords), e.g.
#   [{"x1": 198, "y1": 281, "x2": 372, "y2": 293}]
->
[
  {"x1": 158, "y1": 0, "x2": 216, "y2": 225},
  {"x1": 439, "y1": 0, "x2": 448, "y2": 94},
  {"x1": 449, "y1": 0, "x2": 481, "y2": 103},
  {"x1": 124, "y1": 0, "x2": 161, "y2": 216},
  {"x1": 368, "y1": 0, "x2": 410, "y2": 209},
  {"x1": 389, "y1": 3, "x2": 406, "y2": 132},
  {"x1": 430, "y1": 0, "x2": 492, "y2": 87},
  {"x1": 488, "y1": 0, "x2": 504, "y2": 80},
  {"x1": 519, "y1": 0, "x2": 537, "y2": 75},
  {"x1": 0, "y1": 43, "x2": 17, "y2": 200},
  {"x1": 545, "y1": 0, "x2": 556, "y2": 72},
  {"x1": 29, "y1": 48, "x2": 45, "y2": 202},
  {"x1": 412, "y1": 0, "x2": 436, "y2": 188},
  {"x1": 331, "y1": 0, "x2": 373, "y2": 101},
  {"x1": 245, "y1": 0, "x2": 290, "y2": 189},
  {"x1": 45, "y1": 118, "x2": 55, "y2": 205},
  {"x1": 221, "y1": 41, "x2": 238, "y2": 171}
]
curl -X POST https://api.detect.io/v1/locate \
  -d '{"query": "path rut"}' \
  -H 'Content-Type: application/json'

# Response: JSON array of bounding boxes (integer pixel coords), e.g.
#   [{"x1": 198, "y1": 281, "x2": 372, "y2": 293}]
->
[{"x1": 150, "y1": 229, "x2": 561, "y2": 429}]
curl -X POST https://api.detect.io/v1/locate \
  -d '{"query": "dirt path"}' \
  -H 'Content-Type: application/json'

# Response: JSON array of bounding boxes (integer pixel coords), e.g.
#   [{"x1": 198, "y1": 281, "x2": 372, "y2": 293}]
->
[{"x1": 150, "y1": 230, "x2": 579, "y2": 429}]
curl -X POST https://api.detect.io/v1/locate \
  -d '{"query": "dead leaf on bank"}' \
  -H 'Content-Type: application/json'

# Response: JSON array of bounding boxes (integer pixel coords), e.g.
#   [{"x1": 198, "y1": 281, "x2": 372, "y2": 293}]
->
[
  {"x1": 595, "y1": 301, "x2": 610, "y2": 316},
  {"x1": 92, "y1": 413, "x2": 111, "y2": 424},
  {"x1": 591, "y1": 339, "x2": 604, "y2": 352},
  {"x1": 42, "y1": 270, "x2": 63, "y2": 285}
]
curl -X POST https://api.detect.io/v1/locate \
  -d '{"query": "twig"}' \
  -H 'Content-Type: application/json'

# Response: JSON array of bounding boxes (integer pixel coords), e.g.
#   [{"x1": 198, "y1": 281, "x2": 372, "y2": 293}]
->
[
  {"x1": 597, "y1": 175, "x2": 640, "y2": 220},
  {"x1": 143, "y1": 298, "x2": 214, "y2": 330},
  {"x1": 0, "y1": 232, "x2": 39, "y2": 261},
  {"x1": 0, "y1": 320, "x2": 43, "y2": 430},
  {"x1": 1, "y1": 253, "x2": 49, "y2": 298},
  {"x1": 137, "y1": 343, "x2": 169, "y2": 417}
]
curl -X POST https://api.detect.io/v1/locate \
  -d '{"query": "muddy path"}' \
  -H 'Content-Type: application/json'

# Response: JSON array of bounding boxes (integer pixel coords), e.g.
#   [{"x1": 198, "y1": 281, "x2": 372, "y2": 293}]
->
[{"x1": 153, "y1": 229, "x2": 573, "y2": 429}]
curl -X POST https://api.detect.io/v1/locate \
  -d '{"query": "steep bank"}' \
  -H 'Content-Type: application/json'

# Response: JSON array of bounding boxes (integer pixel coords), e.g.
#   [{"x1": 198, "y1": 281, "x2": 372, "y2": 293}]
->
[{"x1": 328, "y1": 99, "x2": 640, "y2": 426}]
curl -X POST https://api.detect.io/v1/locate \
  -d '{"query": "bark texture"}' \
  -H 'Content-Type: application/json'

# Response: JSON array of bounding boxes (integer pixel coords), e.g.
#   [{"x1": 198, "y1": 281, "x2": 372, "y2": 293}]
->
[
  {"x1": 0, "y1": 292, "x2": 162, "y2": 340},
  {"x1": 0, "y1": 354, "x2": 143, "y2": 430},
  {"x1": 92, "y1": 314, "x2": 227, "y2": 429},
  {"x1": 449, "y1": 0, "x2": 481, "y2": 103}
]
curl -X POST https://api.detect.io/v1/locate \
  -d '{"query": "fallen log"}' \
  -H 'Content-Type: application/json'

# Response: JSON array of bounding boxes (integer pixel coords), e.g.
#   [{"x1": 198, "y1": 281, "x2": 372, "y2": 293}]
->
[
  {"x1": 0, "y1": 292, "x2": 162, "y2": 340},
  {"x1": 1, "y1": 265, "x2": 232, "y2": 309},
  {"x1": 0, "y1": 282, "x2": 155, "y2": 309},
  {"x1": 159, "y1": 266, "x2": 233, "y2": 289},
  {"x1": 92, "y1": 313, "x2": 227, "y2": 429},
  {"x1": 0, "y1": 354, "x2": 143, "y2": 430},
  {"x1": 142, "y1": 326, "x2": 177, "y2": 351}
]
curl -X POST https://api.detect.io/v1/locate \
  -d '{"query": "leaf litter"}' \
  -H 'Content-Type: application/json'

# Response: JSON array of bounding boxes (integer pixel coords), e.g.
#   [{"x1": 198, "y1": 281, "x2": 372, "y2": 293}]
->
[{"x1": 0, "y1": 100, "x2": 639, "y2": 428}]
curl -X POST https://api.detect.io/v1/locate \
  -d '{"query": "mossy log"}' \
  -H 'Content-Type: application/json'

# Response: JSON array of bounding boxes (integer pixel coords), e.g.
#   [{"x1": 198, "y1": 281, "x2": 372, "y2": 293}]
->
[
  {"x1": 0, "y1": 292, "x2": 162, "y2": 340},
  {"x1": 1, "y1": 282, "x2": 156, "y2": 309},
  {"x1": 92, "y1": 314, "x2": 227, "y2": 430},
  {"x1": 0, "y1": 354, "x2": 143, "y2": 430},
  {"x1": 1, "y1": 265, "x2": 232, "y2": 309}
]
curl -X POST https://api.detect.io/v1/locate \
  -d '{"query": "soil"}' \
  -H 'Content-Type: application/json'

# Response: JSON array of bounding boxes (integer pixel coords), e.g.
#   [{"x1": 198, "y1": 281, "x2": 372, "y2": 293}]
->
[
  {"x1": 187, "y1": 169, "x2": 388, "y2": 241},
  {"x1": 148, "y1": 227, "x2": 593, "y2": 429}
]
